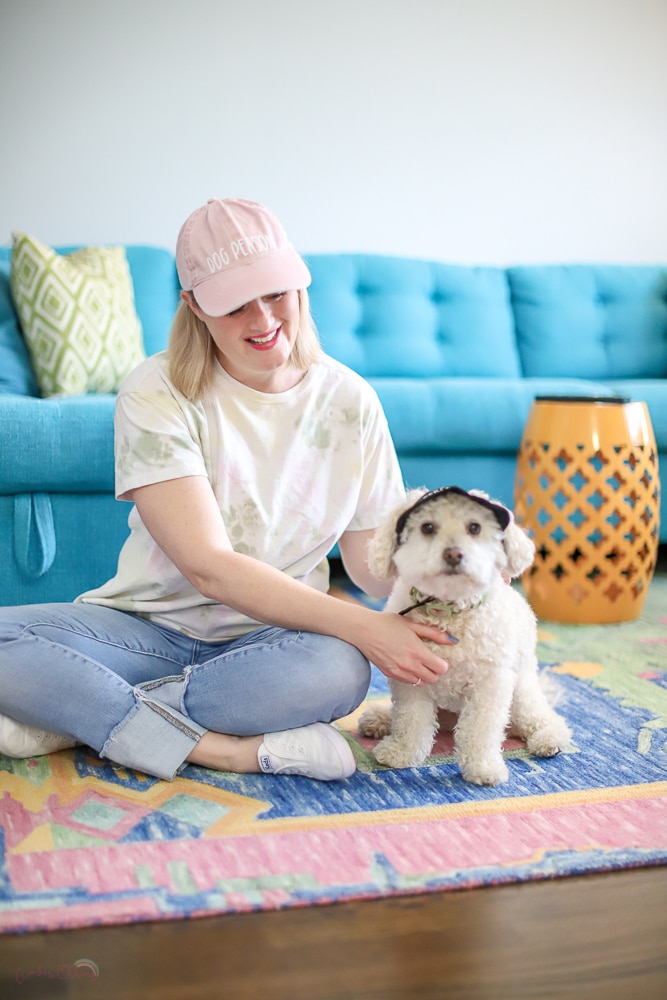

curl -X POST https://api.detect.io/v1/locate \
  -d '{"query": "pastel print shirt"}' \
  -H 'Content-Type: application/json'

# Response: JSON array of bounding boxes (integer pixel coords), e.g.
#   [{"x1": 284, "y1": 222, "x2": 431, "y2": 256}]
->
[{"x1": 78, "y1": 352, "x2": 405, "y2": 639}]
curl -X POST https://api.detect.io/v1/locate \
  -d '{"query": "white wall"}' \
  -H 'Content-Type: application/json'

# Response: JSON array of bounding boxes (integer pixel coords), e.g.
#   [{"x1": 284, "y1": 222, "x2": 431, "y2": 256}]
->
[{"x1": 1, "y1": 0, "x2": 665, "y2": 264}]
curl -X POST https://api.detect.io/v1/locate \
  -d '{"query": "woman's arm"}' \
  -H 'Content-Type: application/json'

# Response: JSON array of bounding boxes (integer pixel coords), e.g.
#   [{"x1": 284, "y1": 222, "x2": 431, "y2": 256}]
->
[{"x1": 130, "y1": 476, "x2": 453, "y2": 686}]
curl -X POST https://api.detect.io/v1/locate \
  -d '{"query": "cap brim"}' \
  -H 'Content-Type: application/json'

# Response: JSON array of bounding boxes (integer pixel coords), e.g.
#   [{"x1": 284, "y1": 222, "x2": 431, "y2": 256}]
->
[
  {"x1": 192, "y1": 249, "x2": 311, "y2": 317},
  {"x1": 396, "y1": 486, "x2": 511, "y2": 537}
]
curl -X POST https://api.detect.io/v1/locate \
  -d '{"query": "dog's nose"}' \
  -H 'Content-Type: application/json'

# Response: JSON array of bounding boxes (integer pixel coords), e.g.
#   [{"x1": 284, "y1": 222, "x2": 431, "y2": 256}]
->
[{"x1": 443, "y1": 547, "x2": 463, "y2": 568}]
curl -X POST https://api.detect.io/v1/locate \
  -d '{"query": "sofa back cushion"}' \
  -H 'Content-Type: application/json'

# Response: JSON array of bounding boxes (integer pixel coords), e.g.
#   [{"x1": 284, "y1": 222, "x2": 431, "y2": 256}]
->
[
  {"x1": 305, "y1": 254, "x2": 521, "y2": 378},
  {"x1": 509, "y1": 265, "x2": 667, "y2": 379},
  {"x1": 124, "y1": 246, "x2": 181, "y2": 356}
]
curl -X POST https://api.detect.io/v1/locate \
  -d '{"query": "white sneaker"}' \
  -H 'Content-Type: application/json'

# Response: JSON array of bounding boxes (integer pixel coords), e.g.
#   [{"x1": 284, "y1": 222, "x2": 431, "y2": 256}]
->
[
  {"x1": 258, "y1": 722, "x2": 356, "y2": 781},
  {"x1": 0, "y1": 713, "x2": 79, "y2": 758}
]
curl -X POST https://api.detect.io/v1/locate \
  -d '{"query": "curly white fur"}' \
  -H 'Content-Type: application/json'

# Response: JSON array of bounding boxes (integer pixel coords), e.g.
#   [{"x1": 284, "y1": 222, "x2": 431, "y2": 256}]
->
[{"x1": 359, "y1": 488, "x2": 572, "y2": 786}]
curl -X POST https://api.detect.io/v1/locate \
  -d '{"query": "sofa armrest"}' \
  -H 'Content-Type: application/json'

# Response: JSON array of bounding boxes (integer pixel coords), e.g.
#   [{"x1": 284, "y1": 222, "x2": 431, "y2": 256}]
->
[{"x1": 0, "y1": 394, "x2": 117, "y2": 494}]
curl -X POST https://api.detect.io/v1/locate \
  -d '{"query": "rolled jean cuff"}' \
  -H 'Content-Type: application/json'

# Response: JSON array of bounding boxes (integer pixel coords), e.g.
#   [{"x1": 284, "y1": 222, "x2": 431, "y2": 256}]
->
[{"x1": 101, "y1": 691, "x2": 207, "y2": 781}]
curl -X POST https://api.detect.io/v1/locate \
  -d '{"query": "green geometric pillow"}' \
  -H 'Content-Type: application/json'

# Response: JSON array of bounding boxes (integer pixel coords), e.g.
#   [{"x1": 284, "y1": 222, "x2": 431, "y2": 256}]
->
[{"x1": 10, "y1": 232, "x2": 146, "y2": 397}]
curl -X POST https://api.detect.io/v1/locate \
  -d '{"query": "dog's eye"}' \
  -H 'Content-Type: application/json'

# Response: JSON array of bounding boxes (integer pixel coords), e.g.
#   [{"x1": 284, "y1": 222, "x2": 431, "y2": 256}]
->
[
  {"x1": 468, "y1": 521, "x2": 482, "y2": 535},
  {"x1": 420, "y1": 522, "x2": 435, "y2": 535}
]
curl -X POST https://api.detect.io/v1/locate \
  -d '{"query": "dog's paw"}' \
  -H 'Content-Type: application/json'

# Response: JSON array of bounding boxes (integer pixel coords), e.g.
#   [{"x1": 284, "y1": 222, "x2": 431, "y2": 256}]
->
[
  {"x1": 358, "y1": 705, "x2": 392, "y2": 740},
  {"x1": 526, "y1": 717, "x2": 572, "y2": 757},
  {"x1": 373, "y1": 735, "x2": 426, "y2": 769},
  {"x1": 459, "y1": 756, "x2": 509, "y2": 786}
]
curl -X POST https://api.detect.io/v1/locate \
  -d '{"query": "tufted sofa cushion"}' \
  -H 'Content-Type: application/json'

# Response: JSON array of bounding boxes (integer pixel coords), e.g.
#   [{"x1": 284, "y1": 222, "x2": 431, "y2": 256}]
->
[
  {"x1": 305, "y1": 254, "x2": 522, "y2": 378},
  {"x1": 509, "y1": 265, "x2": 667, "y2": 379},
  {"x1": 370, "y1": 375, "x2": 619, "y2": 455}
]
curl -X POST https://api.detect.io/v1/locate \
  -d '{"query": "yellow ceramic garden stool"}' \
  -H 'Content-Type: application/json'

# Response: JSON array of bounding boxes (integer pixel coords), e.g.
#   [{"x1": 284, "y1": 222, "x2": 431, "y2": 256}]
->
[{"x1": 514, "y1": 395, "x2": 660, "y2": 623}]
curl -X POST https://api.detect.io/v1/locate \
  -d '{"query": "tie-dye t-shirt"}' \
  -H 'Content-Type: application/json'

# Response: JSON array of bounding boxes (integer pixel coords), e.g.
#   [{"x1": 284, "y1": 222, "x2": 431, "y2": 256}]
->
[{"x1": 77, "y1": 351, "x2": 405, "y2": 639}]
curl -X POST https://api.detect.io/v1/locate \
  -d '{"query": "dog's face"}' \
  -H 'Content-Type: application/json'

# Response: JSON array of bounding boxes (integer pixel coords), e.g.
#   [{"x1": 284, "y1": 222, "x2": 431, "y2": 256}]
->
[{"x1": 392, "y1": 491, "x2": 518, "y2": 602}]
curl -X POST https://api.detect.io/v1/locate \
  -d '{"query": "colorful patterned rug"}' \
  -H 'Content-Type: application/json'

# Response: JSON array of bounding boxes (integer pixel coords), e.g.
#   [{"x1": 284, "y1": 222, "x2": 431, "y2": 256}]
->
[{"x1": 1, "y1": 570, "x2": 666, "y2": 934}]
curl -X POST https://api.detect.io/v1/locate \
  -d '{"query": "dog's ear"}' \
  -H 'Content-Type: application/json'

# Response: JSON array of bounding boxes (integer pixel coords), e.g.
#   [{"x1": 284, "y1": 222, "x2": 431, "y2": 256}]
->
[
  {"x1": 367, "y1": 488, "x2": 427, "y2": 580},
  {"x1": 502, "y1": 514, "x2": 535, "y2": 578},
  {"x1": 468, "y1": 490, "x2": 533, "y2": 576}
]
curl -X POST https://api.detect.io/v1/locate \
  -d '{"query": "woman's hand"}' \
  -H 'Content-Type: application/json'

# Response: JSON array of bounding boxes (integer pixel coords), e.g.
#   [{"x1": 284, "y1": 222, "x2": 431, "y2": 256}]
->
[{"x1": 343, "y1": 606, "x2": 455, "y2": 686}]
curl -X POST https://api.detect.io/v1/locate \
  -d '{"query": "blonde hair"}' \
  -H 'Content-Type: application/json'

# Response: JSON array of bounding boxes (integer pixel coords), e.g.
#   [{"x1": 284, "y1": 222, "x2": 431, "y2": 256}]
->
[{"x1": 167, "y1": 289, "x2": 322, "y2": 400}]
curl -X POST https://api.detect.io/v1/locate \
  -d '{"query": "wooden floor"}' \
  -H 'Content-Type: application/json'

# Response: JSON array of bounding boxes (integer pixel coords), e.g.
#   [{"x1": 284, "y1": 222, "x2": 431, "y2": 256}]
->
[{"x1": 1, "y1": 867, "x2": 666, "y2": 999}]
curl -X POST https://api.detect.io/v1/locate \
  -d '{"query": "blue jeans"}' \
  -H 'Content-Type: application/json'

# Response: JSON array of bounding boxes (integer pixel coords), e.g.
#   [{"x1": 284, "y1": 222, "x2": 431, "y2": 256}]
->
[{"x1": 0, "y1": 603, "x2": 371, "y2": 780}]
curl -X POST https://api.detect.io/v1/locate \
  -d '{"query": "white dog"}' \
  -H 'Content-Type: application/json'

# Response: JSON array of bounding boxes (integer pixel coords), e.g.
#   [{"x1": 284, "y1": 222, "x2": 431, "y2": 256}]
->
[{"x1": 359, "y1": 486, "x2": 571, "y2": 786}]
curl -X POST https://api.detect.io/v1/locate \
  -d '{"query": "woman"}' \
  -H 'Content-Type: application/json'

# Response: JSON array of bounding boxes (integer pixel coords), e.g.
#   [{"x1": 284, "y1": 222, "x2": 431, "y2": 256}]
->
[{"x1": 0, "y1": 198, "x2": 451, "y2": 781}]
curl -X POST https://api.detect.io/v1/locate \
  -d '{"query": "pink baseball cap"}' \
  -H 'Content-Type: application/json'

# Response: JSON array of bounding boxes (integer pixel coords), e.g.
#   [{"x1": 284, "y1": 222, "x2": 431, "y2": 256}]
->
[{"x1": 175, "y1": 197, "x2": 311, "y2": 317}]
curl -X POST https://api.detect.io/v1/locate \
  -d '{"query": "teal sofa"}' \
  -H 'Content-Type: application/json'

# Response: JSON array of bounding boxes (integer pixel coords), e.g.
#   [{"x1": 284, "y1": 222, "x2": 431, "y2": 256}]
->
[{"x1": 1, "y1": 246, "x2": 665, "y2": 605}]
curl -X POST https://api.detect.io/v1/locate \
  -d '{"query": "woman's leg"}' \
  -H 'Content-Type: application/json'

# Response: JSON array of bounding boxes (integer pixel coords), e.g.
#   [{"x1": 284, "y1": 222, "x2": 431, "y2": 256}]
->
[
  {"x1": 0, "y1": 609, "x2": 370, "y2": 781},
  {"x1": 146, "y1": 625, "x2": 372, "y2": 736},
  {"x1": 180, "y1": 627, "x2": 371, "y2": 779},
  {"x1": 0, "y1": 603, "x2": 206, "y2": 779}
]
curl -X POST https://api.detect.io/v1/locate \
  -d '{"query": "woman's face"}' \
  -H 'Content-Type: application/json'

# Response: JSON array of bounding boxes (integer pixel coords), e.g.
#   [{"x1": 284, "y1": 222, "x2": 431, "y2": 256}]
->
[{"x1": 184, "y1": 289, "x2": 302, "y2": 392}]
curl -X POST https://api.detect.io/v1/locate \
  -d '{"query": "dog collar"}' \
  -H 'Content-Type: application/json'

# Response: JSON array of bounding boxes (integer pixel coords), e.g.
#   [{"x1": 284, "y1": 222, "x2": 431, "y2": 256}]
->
[{"x1": 399, "y1": 587, "x2": 484, "y2": 619}]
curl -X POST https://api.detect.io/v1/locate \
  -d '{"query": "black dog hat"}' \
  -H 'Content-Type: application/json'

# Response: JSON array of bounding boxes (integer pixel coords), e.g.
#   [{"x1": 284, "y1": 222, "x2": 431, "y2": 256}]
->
[{"x1": 395, "y1": 486, "x2": 511, "y2": 539}]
